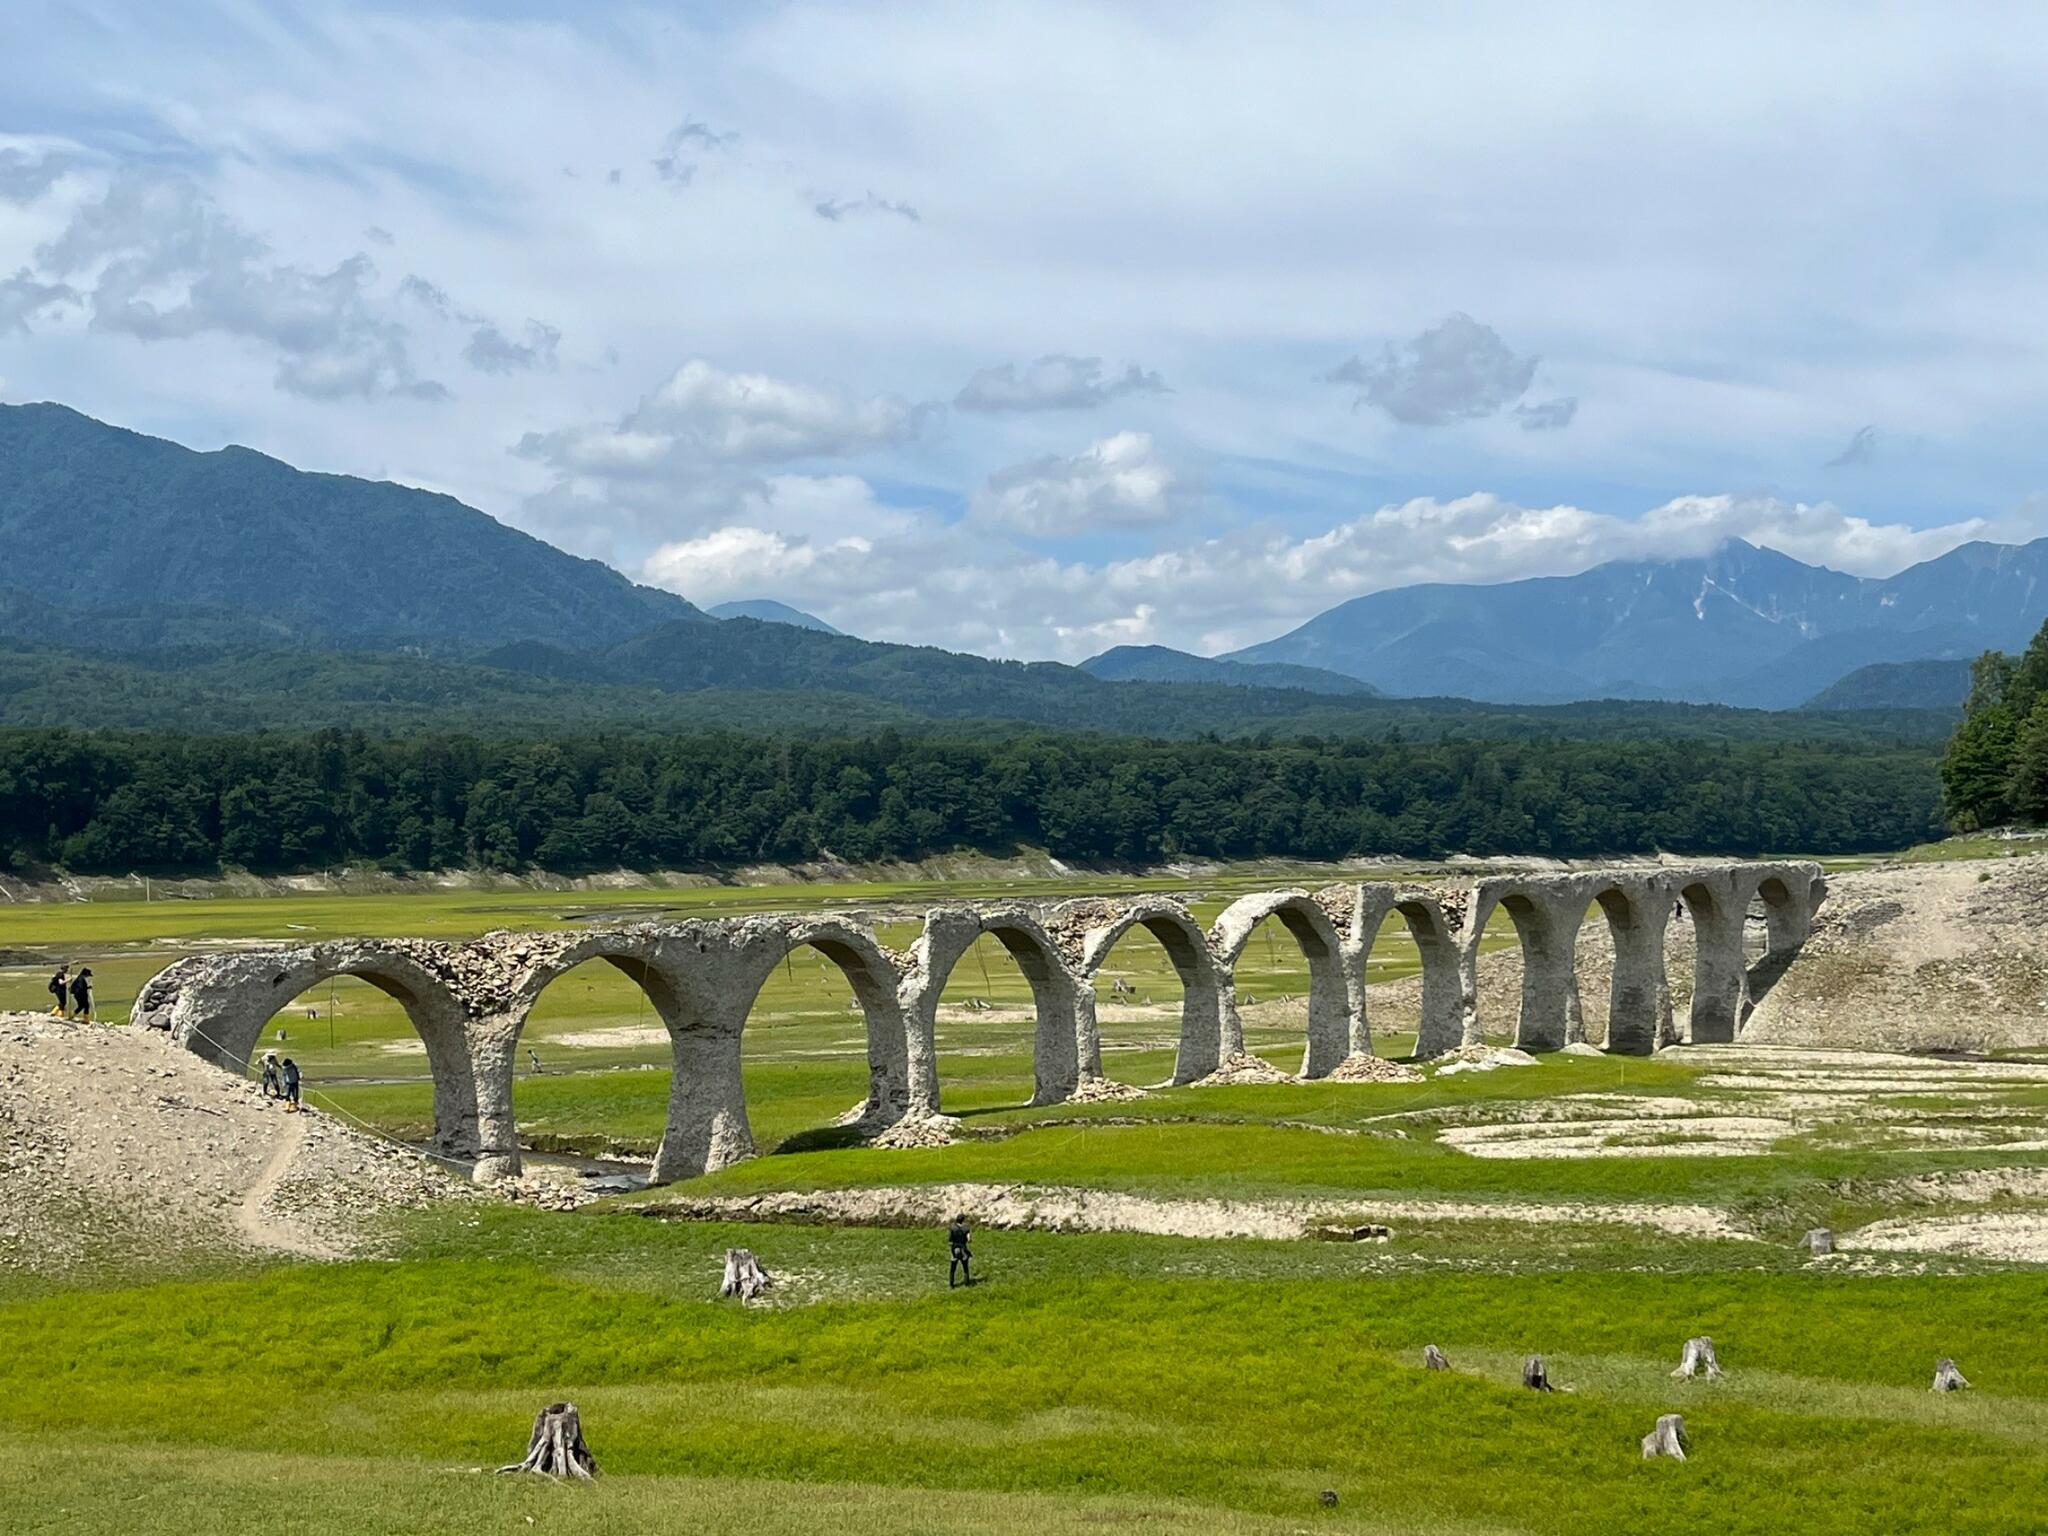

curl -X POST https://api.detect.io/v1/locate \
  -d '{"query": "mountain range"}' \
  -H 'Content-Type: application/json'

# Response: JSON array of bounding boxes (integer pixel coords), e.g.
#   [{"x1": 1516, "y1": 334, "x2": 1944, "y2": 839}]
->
[
  {"x1": 1209, "y1": 537, "x2": 2045, "y2": 707},
  {"x1": 0, "y1": 400, "x2": 2004, "y2": 728}
]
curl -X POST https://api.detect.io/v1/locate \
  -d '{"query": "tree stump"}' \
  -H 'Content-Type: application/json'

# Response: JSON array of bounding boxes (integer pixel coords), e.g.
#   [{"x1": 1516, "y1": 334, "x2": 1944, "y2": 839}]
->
[
  {"x1": 1423, "y1": 1344, "x2": 1451, "y2": 1371},
  {"x1": 1799, "y1": 1228, "x2": 1833, "y2": 1255},
  {"x1": 1641, "y1": 1413, "x2": 1688, "y2": 1461},
  {"x1": 1522, "y1": 1355, "x2": 1556, "y2": 1392},
  {"x1": 497, "y1": 1402, "x2": 598, "y2": 1480},
  {"x1": 1671, "y1": 1336, "x2": 1723, "y2": 1379},
  {"x1": 720, "y1": 1247, "x2": 772, "y2": 1301},
  {"x1": 1932, "y1": 1357, "x2": 1970, "y2": 1393}
]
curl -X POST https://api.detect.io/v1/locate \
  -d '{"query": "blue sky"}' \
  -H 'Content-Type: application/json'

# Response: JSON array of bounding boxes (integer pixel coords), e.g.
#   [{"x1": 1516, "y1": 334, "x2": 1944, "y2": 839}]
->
[{"x1": 5, "y1": 1, "x2": 2048, "y2": 657}]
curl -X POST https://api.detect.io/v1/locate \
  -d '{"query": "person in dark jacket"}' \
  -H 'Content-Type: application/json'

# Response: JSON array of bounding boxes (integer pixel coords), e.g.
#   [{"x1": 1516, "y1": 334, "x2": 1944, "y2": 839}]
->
[
  {"x1": 48, "y1": 966, "x2": 69, "y2": 1017},
  {"x1": 947, "y1": 1216, "x2": 973, "y2": 1288},
  {"x1": 281, "y1": 1056, "x2": 302, "y2": 1111},
  {"x1": 67, "y1": 968, "x2": 93, "y2": 1022}
]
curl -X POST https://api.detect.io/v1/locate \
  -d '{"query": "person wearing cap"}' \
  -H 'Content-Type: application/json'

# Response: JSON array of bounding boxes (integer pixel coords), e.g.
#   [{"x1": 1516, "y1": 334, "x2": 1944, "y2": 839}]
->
[
  {"x1": 67, "y1": 968, "x2": 93, "y2": 1022},
  {"x1": 47, "y1": 965, "x2": 69, "y2": 1017},
  {"x1": 260, "y1": 1051, "x2": 282, "y2": 1099}
]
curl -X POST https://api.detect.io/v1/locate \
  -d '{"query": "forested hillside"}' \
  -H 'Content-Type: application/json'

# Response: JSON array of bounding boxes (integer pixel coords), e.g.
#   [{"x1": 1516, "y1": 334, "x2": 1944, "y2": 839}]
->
[
  {"x1": 0, "y1": 727, "x2": 1941, "y2": 874},
  {"x1": 0, "y1": 402, "x2": 697, "y2": 649},
  {"x1": 1941, "y1": 619, "x2": 2048, "y2": 829}
]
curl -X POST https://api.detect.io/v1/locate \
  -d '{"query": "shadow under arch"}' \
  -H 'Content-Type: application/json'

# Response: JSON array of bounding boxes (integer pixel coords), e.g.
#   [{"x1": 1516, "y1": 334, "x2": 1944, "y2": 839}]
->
[
  {"x1": 1209, "y1": 891, "x2": 1351, "y2": 1077},
  {"x1": 1741, "y1": 869, "x2": 1825, "y2": 1024}
]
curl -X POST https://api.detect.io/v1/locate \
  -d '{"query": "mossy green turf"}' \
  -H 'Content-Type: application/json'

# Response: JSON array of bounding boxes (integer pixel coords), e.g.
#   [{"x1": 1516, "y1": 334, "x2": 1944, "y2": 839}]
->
[{"x1": 6, "y1": 1208, "x2": 2047, "y2": 1534}]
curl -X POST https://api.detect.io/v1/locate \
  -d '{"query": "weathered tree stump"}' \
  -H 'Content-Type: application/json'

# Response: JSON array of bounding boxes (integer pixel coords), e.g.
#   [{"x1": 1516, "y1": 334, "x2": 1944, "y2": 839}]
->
[
  {"x1": 1641, "y1": 1413, "x2": 1688, "y2": 1461},
  {"x1": 1932, "y1": 1357, "x2": 1970, "y2": 1393},
  {"x1": 497, "y1": 1402, "x2": 598, "y2": 1480},
  {"x1": 1671, "y1": 1335, "x2": 1723, "y2": 1379},
  {"x1": 720, "y1": 1247, "x2": 772, "y2": 1301},
  {"x1": 1799, "y1": 1228, "x2": 1833, "y2": 1255},
  {"x1": 1522, "y1": 1355, "x2": 1556, "y2": 1391},
  {"x1": 1423, "y1": 1344, "x2": 1451, "y2": 1371}
]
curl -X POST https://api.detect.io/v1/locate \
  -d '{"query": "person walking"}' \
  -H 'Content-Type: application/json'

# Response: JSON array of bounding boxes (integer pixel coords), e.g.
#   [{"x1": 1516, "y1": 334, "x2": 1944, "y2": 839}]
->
[
  {"x1": 67, "y1": 968, "x2": 93, "y2": 1022},
  {"x1": 947, "y1": 1215, "x2": 973, "y2": 1288},
  {"x1": 47, "y1": 965, "x2": 69, "y2": 1017},
  {"x1": 281, "y1": 1056, "x2": 302, "y2": 1112},
  {"x1": 260, "y1": 1050, "x2": 281, "y2": 1099}
]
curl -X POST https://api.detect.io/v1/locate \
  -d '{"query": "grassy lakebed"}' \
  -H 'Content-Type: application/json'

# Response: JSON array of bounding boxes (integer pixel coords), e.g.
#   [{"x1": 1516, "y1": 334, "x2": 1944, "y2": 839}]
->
[{"x1": 7, "y1": 862, "x2": 2048, "y2": 1533}]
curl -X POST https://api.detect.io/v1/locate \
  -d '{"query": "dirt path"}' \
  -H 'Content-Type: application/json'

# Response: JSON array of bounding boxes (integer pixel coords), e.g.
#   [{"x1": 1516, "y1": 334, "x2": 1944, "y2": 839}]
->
[
  {"x1": 643, "y1": 1181, "x2": 1752, "y2": 1242},
  {"x1": 232, "y1": 1112, "x2": 336, "y2": 1260}
]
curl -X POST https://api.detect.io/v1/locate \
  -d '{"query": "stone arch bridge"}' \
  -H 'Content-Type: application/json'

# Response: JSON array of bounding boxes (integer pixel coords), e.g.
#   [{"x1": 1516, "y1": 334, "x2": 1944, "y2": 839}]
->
[{"x1": 133, "y1": 861, "x2": 1823, "y2": 1184}]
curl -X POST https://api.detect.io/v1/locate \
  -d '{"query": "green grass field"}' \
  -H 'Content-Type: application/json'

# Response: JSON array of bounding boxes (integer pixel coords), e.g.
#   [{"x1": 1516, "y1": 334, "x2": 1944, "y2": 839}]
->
[{"x1": 7, "y1": 859, "x2": 2048, "y2": 1533}]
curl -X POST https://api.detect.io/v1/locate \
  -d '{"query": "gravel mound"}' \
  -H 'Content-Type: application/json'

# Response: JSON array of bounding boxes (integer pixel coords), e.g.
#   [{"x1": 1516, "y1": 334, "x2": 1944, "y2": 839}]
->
[
  {"x1": 866, "y1": 1114, "x2": 962, "y2": 1149},
  {"x1": 1066, "y1": 1077, "x2": 1151, "y2": 1104},
  {"x1": 0, "y1": 1012, "x2": 476, "y2": 1275},
  {"x1": 1188, "y1": 1052, "x2": 1294, "y2": 1086},
  {"x1": 1322, "y1": 1053, "x2": 1425, "y2": 1084}
]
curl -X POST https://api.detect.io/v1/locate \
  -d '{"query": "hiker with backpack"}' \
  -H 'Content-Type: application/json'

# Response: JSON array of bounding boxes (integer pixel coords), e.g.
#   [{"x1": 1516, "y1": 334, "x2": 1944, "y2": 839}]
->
[
  {"x1": 67, "y1": 968, "x2": 93, "y2": 1022},
  {"x1": 47, "y1": 966, "x2": 69, "y2": 1017},
  {"x1": 281, "y1": 1056, "x2": 302, "y2": 1111}
]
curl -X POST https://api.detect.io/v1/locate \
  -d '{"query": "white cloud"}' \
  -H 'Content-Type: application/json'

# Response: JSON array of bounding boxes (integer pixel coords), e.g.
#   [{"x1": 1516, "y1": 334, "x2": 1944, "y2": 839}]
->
[
  {"x1": 955, "y1": 354, "x2": 1167, "y2": 412},
  {"x1": 519, "y1": 358, "x2": 930, "y2": 479},
  {"x1": 640, "y1": 483, "x2": 2048, "y2": 662},
  {"x1": 973, "y1": 430, "x2": 1192, "y2": 534},
  {"x1": 1323, "y1": 313, "x2": 1544, "y2": 427},
  {"x1": 31, "y1": 168, "x2": 446, "y2": 401}
]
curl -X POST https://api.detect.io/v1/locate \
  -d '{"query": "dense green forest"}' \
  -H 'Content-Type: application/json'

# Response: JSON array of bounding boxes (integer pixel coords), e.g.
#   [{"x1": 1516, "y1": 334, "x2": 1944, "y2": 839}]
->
[
  {"x1": 0, "y1": 727, "x2": 1941, "y2": 875},
  {"x1": 0, "y1": 637, "x2": 1959, "y2": 745},
  {"x1": 1940, "y1": 617, "x2": 2048, "y2": 828}
]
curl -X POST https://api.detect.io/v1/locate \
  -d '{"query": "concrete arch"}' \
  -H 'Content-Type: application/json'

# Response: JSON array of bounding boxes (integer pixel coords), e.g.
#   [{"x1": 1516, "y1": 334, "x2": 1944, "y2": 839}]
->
[
  {"x1": 1063, "y1": 897, "x2": 1223, "y2": 1085},
  {"x1": 1581, "y1": 875, "x2": 1674, "y2": 1055},
  {"x1": 1463, "y1": 878, "x2": 1591, "y2": 1053},
  {"x1": 134, "y1": 941, "x2": 480, "y2": 1153},
  {"x1": 747, "y1": 916, "x2": 914, "y2": 1129},
  {"x1": 1735, "y1": 862, "x2": 1828, "y2": 1026},
  {"x1": 1338, "y1": 885, "x2": 1465, "y2": 1059},
  {"x1": 1209, "y1": 890, "x2": 1353, "y2": 1077},
  {"x1": 901, "y1": 905, "x2": 1089, "y2": 1110},
  {"x1": 461, "y1": 926, "x2": 688, "y2": 1182}
]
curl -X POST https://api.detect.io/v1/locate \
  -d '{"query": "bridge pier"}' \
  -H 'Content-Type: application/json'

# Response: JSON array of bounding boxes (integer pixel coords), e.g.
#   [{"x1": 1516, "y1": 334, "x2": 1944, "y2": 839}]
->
[{"x1": 131, "y1": 863, "x2": 1825, "y2": 1189}]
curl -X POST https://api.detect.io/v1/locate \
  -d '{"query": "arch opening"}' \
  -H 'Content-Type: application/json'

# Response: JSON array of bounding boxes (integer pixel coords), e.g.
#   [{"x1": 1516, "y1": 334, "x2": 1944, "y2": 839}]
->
[
  {"x1": 1742, "y1": 875, "x2": 1811, "y2": 1022},
  {"x1": 924, "y1": 922, "x2": 1078, "y2": 1113},
  {"x1": 729, "y1": 928, "x2": 910, "y2": 1154},
  {"x1": 506, "y1": 950, "x2": 691, "y2": 1180},
  {"x1": 1213, "y1": 894, "x2": 1349, "y2": 1078},
  {"x1": 1086, "y1": 917, "x2": 1196, "y2": 1087},
  {"x1": 172, "y1": 955, "x2": 480, "y2": 1158},
  {"x1": 1368, "y1": 897, "x2": 1464, "y2": 1057}
]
